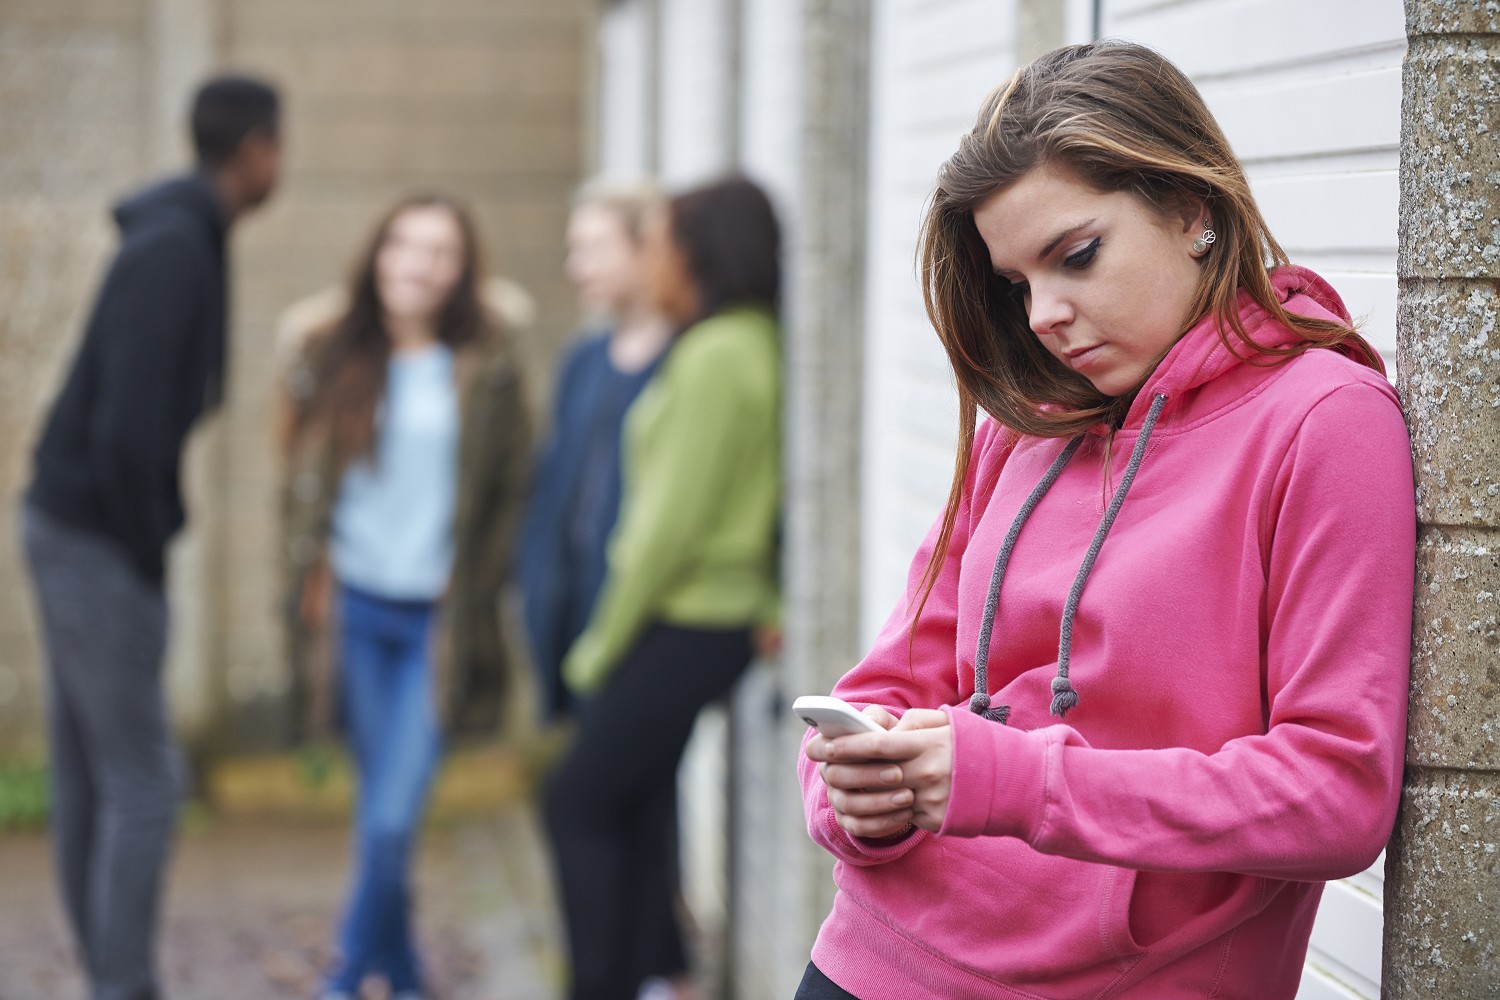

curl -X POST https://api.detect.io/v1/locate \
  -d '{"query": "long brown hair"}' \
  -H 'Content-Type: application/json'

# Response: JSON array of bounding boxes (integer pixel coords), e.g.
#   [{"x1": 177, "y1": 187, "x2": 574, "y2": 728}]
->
[
  {"x1": 914, "y1": 40, "x2": 1378, "y2": 624},
  {"x1": 292, "y1": 194, "x2": 495, "y2": 470}
]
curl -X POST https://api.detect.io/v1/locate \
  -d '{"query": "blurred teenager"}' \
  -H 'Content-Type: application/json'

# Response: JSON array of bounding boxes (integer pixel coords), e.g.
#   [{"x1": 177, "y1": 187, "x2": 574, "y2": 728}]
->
[
  {"x1": 543, "y1": 176, "x2": 783, "y2": 1000},
  {"x1": 278, "y1": 194, "x2": 531, "y2": 1000},
  {"x1": 516, "y1": 180, "x2": 671, "y2": 721},
  {"x1": 21, "y1": 74, "x2": 282, "y2": 1000}
]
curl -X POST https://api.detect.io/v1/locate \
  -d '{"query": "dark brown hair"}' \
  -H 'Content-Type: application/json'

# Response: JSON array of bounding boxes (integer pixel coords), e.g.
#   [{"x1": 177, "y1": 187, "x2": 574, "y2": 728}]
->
[
  {"x1": 293, "y1": 194, "x2": 495, "y2": 470},
  {"x1": 668, "y1": 175, "x2": 781, "y2": 323},
  {"x1": 914, "y1": 40, "x2": 1378, "y2": 621}
]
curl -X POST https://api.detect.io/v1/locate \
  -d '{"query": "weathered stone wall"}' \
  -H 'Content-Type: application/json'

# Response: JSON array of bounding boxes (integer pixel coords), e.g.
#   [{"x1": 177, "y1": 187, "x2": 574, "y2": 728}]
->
[
  {"x1": 0, "y1": 0, "x2": 157, "y2": 751},
  {"x1": 1385, "y1": 1, "x2": 1500, "y2": 995},
  {"x1": 0, "y1": 0, "x2": 590, "y2": 753}
]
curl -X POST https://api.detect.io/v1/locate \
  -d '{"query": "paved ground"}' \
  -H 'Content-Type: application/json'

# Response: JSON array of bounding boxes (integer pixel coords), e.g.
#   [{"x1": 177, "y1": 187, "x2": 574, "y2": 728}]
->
[{"x1": 0, "y1": 805, "x2": 565, "y2": 1000}]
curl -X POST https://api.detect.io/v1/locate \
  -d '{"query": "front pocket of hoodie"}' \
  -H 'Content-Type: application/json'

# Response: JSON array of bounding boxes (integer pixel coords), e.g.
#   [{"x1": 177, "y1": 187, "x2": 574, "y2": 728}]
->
[{"x1": 837, "y1": 836, "x2": 1146, "y2": 996}]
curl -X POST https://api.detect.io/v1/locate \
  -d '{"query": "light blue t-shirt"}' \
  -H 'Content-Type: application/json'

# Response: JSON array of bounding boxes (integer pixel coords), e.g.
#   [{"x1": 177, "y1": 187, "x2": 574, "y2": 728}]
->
[{"x1": 331, "y1": 345, "x2": 459, "y2": 601}]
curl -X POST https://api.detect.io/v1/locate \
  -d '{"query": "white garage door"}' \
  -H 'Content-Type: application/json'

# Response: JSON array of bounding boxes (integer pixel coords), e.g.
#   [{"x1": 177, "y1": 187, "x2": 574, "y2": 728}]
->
[{"x1": 861, "y1": 0, "x2": 1020, "y2": 631}]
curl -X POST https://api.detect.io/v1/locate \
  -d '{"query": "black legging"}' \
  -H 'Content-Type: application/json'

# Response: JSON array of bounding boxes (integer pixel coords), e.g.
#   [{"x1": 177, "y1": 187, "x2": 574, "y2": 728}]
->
[
  {"x1": 543, "y1": 623, "x2": 753, "y2": 1000},
  {"x1": 795, "y1": 963, "x2": 860, "y2": 999}
]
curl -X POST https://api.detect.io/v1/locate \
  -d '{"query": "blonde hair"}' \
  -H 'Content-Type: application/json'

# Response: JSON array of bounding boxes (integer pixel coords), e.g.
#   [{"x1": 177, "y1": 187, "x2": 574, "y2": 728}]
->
[{"x1": 572, "y1": 177, "x2": 664, "y2": 244}]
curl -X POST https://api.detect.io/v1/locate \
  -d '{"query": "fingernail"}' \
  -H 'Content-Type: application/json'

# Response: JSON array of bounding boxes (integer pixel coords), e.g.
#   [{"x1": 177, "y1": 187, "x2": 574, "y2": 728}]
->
[
  {"x1": 893, "y1": 789, "x2": 914, "y2": 805},
  {"x1": 880, "y1": 767, "x2": 901, "y2": 783}
]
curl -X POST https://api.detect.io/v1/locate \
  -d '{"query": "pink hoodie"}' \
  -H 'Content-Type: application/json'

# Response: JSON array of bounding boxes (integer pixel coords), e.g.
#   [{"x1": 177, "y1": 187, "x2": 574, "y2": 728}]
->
[{"x1": 801, "y1": 268, "x2": 1415, "y2": 1000}]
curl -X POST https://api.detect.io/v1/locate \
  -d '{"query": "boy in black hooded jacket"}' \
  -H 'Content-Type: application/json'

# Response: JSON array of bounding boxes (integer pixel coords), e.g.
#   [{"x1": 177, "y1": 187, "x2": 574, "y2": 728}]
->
[{"x1": 20, "y1": 74, "x2": 282, "y2": 1000}]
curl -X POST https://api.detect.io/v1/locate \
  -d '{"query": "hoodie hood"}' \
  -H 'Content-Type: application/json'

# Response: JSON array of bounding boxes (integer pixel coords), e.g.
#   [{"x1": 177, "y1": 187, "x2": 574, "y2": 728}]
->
[
  {"x1": 114, "y1": 171, "x2": 229, "y2": 411},
  {"x1": 114, "y1": 171, "x2": 227, "y2": 244},
  {"x1": 1123, "y1": 265, "x2": 1380, "y2": 428}
]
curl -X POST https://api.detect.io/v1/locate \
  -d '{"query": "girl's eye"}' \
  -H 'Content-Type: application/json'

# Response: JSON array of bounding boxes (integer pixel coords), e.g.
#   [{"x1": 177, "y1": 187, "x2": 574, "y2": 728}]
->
[
  {"x1": 1007, "y1": 280, "x2": 1030, "y2": 300},
  {"x1": 1064, "y1": 237, "x2": 1100, "y2": 269}
]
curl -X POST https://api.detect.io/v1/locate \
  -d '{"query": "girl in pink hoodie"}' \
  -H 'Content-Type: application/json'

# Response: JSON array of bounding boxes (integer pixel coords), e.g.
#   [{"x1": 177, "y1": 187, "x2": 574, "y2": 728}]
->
[{"x1": 798, "y1": 41, "x2": 1415, "y2": 1000}]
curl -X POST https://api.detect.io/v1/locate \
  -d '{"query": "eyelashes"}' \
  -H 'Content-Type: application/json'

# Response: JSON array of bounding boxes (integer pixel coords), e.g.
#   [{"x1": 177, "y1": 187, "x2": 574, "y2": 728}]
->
[
  {"x1": 1003, "y1": 236, "x2": 1101, "y2": 302},
  {"x1": 996, "y1": 236, "x2": 1104, "y2": 302},
  {"x1": 1064, "y1": 237, "x2": 1100, "y2": 269}
]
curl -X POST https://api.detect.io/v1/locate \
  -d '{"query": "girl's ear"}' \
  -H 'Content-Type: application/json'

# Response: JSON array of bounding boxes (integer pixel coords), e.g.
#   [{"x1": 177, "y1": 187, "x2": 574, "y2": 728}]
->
[
  {"x1": 1172, "y1": 195, "x2": 1210, "y2": 236},
  {"x1": 1153, "y1": 187, "x2": 1209, "y2": 237}
]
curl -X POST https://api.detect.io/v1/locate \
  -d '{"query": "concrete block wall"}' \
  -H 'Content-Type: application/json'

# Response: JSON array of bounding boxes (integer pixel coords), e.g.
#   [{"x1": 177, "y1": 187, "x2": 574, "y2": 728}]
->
[
  {"x1": 1386, "y1": 3, "x2": 1500, "y2": 994},
  {"x1": 0, "y1": 0, "x2": 160, "y2": 750}
]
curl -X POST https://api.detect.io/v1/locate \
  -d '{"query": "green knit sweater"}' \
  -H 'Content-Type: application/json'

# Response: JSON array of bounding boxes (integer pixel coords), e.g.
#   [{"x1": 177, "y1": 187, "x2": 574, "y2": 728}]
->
[{"x1": 563, "y1": 306, "x2": 782, "y2": 693}]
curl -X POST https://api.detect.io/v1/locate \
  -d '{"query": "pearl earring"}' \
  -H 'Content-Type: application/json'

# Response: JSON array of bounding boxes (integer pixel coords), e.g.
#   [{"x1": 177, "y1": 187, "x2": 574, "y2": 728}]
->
[{"x1": 1192, "y1": 221, "x2": 1217, "y2": 255}]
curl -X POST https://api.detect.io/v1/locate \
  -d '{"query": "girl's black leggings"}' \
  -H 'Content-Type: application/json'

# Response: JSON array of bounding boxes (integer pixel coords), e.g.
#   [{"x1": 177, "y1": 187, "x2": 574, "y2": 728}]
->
[
  {"x1": 795, "y1": 962, "x2": 860, "y2": 999},
  {"x1": 542, "y1": 622, "x2": 753, "y2": 1000}
]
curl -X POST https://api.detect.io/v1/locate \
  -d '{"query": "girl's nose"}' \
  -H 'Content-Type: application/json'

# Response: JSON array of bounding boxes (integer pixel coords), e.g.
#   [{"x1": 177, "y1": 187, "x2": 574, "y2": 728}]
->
[{"x1": 1027, "y1": 284, "x2": 1073, "y2": 338}]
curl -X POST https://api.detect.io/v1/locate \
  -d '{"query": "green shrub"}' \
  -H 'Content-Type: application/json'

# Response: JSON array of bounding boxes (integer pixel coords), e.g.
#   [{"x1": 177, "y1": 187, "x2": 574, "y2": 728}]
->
[{"x1": 0, "y1": 759, "x2": 49, "y2": 831}]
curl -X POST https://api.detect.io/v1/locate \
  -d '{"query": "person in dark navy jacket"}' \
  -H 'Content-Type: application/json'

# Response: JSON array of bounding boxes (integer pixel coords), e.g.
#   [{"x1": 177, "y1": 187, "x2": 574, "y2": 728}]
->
[{"x1": 516, "y1": 180, "x2": 671, "y2": 720}]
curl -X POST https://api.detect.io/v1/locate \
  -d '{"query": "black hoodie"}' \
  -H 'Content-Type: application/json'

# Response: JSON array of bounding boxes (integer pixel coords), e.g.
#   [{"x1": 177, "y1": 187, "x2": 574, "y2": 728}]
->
[{"x1": 27, "y1": 172, "x2": 228, "y2": 584}]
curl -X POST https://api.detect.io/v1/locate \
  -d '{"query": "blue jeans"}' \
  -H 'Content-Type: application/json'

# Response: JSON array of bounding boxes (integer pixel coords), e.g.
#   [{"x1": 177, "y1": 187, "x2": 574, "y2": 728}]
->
[{"x1": 328, "y1": 585, "x2": 442, "y2": 995}]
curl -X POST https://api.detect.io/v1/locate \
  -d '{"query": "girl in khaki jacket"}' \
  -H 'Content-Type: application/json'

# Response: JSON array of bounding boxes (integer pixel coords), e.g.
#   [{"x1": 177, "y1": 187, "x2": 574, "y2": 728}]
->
[{"x1": 277, "y1": 194, "x2": 530, "y2": 1000}]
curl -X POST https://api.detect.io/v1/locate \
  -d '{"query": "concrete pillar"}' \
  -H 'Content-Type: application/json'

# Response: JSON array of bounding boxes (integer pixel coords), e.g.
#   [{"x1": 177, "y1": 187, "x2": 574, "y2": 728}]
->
[
  {"x1": 785, "y1": 9, "x2": 868, "y2": 697},
  {"x1": 777, "y1": 0, "x2": 870, "y2": 993},
  {"x1": 1384, "y1": 2, "x2": 1500, "y2": 996},
  {"x1": 0, "y1": 0, "x2": 163, "y2": 753},
  {"x1": 148, "y1": 0, "x2": 222, "y2": 751}
]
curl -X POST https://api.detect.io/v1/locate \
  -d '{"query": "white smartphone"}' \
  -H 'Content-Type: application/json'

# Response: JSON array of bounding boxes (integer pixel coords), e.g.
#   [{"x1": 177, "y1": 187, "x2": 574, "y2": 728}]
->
[{"x1": 792, "y1": 695, "x2": 884, "y2": 738}]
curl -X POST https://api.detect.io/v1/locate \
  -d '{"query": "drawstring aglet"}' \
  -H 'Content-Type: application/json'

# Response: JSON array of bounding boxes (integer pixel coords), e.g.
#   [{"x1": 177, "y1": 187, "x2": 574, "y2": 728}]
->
[
  {"x1": 1049, "y1": 675, "x2": 1080, "y2": 717},
  {"x1": 968, "y1": 691, "x2": 1011, "y2": 725}
]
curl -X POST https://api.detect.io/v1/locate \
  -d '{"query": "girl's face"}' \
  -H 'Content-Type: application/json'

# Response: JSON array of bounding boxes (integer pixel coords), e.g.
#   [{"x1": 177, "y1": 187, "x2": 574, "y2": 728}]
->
[
  {"x1": 972, "y1": 163, "x2": 1206, "y2": 397},
  {"x1": 565, "y1": 204, "x2": 645, "y2": 317},
  {"x1": 642, "y1": 208, "x2": 700, "y2": 326},
  {"x1": 375, "y1": 205, "x2": 467, "y2": 325}
]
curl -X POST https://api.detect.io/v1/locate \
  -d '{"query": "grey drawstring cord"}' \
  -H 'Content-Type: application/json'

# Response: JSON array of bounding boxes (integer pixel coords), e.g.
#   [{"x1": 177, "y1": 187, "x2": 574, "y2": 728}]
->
[
  {"x1": 1049, "y1": 393, "x2": 1168, "y2": 716},
  {"x1": 969, "y1": 436, "x2": 1084, "y2": 724},
  {"x1": 970, "y1": 393, "x2": 1169, "y2": 723}
]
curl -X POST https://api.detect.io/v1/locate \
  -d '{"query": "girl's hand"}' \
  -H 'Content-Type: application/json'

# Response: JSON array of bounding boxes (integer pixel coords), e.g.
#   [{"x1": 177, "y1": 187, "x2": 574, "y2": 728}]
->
[
  {"x1": 886, "y1": 710, "x2": 953, "y2": 831},
  {"x1": 805, "y1": 705, "x2": 910, "y2": 839},
  {"x1": 805, "y1": 707, "x2": 954, "y2": 837}
]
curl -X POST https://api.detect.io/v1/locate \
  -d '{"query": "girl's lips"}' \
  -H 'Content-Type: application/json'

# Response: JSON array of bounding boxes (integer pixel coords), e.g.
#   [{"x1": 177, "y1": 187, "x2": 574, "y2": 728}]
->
[{"x1": 1065, "y1": 343, "x2": 1108, "y2": 370}]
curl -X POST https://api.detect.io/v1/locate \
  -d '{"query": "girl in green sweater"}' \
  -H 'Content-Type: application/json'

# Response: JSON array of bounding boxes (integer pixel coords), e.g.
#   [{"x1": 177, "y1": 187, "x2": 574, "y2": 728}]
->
[{"x1": 543, "y1": 176, "x2": 782, "y2": 1000}]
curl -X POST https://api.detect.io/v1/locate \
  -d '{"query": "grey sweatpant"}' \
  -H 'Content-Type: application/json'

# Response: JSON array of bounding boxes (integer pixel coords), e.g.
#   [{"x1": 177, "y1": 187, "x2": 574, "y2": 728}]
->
[{"x1": 21, "y1": 504, "x2": 182, "y2": 1000}]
